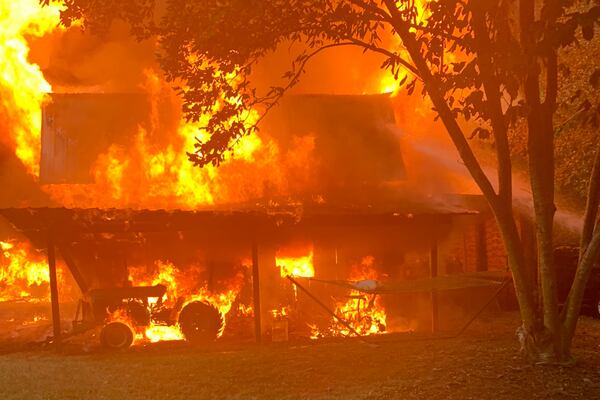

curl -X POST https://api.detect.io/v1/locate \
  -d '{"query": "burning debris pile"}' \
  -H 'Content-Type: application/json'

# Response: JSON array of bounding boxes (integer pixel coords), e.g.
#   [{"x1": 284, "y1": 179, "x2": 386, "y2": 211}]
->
[
  {"x1": 319, "y1": 256, "x2": 388, "y2": 338},
  {"x1": 125, "y1": 260, "x2": 249, "y2": 344},
  {"x1": 0, "y1": 239, "x2": 65, "y2": 349},
  {"x1": 276, "y1": 250, "x2": 394, "y2": 340},
  {"x1": 0, "y1": 200, "x2": 480, "y2": 350}
]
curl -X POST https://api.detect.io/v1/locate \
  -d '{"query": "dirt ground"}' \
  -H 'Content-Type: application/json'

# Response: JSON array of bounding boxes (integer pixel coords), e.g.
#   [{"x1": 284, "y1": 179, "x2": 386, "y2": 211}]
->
[{"x1": 0, "y1": 312, "x2": 599, "y2": 400}]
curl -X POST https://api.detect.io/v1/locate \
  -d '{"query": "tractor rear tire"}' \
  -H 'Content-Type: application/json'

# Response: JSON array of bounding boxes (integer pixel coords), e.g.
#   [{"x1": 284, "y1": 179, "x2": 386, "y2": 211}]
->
[
  {"x1": 100, "y1": 321, "x2": 134, "y2": 349},
  {"x1": 178, "y1": 301, "x2": 223, "y2": 344}
]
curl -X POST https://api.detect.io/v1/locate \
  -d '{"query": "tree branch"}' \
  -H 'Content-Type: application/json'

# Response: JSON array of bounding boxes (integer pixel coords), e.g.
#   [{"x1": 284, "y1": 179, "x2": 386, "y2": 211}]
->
[
  {"x1": 344, "y1": 37, "x2": 421, "y2": 78},
  {"x1": 407, "y1": 22, "x2": 467, "y2": 43},
  {"x1": 471, "y1": 3, "x2": 512, "y2": 205},
  {"x1": 348, "y1": 0, "x2": 393, "y2": 22},
  {"x1": 381, "y1": 0, "x2": 497, "y2": 201},
  {"x1": 562, "y1": 227, "x2": 600, "y2": 344}
]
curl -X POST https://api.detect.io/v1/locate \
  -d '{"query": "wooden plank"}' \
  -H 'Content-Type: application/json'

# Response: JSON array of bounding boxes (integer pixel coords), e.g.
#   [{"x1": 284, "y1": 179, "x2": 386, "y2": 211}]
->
[{"x1": 47, "y1": 232, "x2": 61, "y2": 346}]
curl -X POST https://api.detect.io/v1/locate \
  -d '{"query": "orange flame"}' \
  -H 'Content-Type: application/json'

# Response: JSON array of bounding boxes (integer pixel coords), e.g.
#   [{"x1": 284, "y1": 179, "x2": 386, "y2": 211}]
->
[
  {"x1": 0, "y1": 0, "x2": 62, "y2": 176},
  {"x1": 41, "y1": 68, "x2": 287, "y2": 209},
  {"x1": 128, "y1": 260, "x2": 244, "y2": 342},
  {"x1": 376, "y1": 0, "x2": 443, "y2": 96},
  {"x1": 311, "y1": 256, "x2": 388, "y2": 338},
  {"x1": 1, "y1": 9, "x2": 317, "y2": 210},
  {"x1": 0, "y1": 240, "x2": 62, "y2": 302},
  {"x1": 276, "y1": 247, "x2": 315, "y2": 278}
]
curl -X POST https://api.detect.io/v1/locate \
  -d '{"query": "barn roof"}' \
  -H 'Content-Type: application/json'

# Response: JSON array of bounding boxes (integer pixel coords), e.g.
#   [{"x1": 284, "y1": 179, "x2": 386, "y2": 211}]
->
[{"x1": 0, "y1": 195, "x2": 478, "y2": 242}]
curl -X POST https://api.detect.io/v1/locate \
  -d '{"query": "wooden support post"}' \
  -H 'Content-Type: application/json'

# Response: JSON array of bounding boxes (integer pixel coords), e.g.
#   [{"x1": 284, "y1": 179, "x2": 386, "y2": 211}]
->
[
  {"x1": 47, "y1": 232, "x2": 61, "y2": 345},
  {"x1": 252, "y1": 241, "x2": 262, "y2": 344},
  {"x1": 430, "y1": 241, "x2": 439, "y2": 333}
]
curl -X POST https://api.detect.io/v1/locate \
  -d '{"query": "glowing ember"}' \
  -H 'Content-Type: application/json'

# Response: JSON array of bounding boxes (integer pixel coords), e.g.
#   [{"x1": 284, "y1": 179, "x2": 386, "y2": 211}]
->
[
  {"x1": 144, "y1": 325, "x2": 184, "y2": 343},
  {"x1": 237, "y1": 303, "x2": 254, "y2": 317},
  {"x1": 270, "y1": 306, "x2": 289, "y2": 319},
  {"x1": 18, "y1": 314, "x2": 49, "y2": 327},
  {"x1": 0, "y1": 240, "x2": 57, "y2": 302},
  {"x1": 276, "y1": 248, "x2": 315, "y2": 278}
]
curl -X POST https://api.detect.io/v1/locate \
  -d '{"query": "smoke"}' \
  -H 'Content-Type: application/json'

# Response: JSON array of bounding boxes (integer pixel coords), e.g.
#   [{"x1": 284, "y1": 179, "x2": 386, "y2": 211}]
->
[
  {"x1": 20, "y1": 18, "x2": 466, "y2": 209},
  {"x1": 30, "y1": 20, "x2": 157, "y2": 93},
  {"x1": 252, "y1": 42, "x2": 392, "y2": 96},
  {"x1": 5, "y1": 7, "x2": 584, "y2": 241}
]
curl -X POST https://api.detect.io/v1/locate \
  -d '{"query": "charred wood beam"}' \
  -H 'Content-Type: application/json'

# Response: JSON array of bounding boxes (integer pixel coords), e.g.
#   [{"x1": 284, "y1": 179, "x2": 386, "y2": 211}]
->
[
  {"x1": 0, "y1": 209, "x2": 466, "y2": 236},
  {"x1": 47, "y1": 231, "x2": 61, "y2": 346},
  {"x1": 86, "y1": 285, "x2": 166, "y2": 301}
]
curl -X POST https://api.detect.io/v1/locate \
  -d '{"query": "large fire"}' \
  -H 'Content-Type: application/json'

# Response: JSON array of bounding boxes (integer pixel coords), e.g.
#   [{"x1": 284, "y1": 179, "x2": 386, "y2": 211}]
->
[
  {"x1": 127, "y1": 260, "x2": 247, "y2": 343},
  {"x1": 311, "y1": 256, "x2": 388, "y2": 338},
  {"x1": 0, "y1": 240, "x2": 61, "y2": 303},
  {"x1": 276, "y1": 246, "x2": 315, "y2": 278},
  {"x1": 377, "y1": 0, "x2": 429, "y2": 95},
  {"x1": 0, "y1": 0, "x2": 61, "y2": 176},
  {"x1": 44, "y1": 78, "x2": 274, "y2": 209},
  {"x1": 0, "y1": 0, "x2": 439, "y2": 212},
  {"x1": 0, "y1": 0, "x2": 313, "y2": 210},
  {"x1": 0, "y1": 0, "x2": 436, "y2": 347}
]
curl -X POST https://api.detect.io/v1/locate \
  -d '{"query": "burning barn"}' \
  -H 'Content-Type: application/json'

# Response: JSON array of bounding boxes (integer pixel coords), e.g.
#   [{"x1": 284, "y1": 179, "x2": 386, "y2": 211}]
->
[{"x1": 0, "y1": 90, "x2": 518, "y2": 350}]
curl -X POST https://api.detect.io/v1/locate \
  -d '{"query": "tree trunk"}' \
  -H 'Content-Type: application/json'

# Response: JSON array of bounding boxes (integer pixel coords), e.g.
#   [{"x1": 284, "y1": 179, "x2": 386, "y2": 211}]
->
[
  {"x1": 382, "y1": 0, "x2": 538, "y2": 334},
  {"x1": 520, "y1": 0, "x2": 562, "y2": 361},
  {"x1": 561, "y1": 141, "x2": 600, "y2": 356},
  {"x1": 561, "y1": 231, "x2": 600, "y2": 355},
  {"x1": 378, "y1": 0, "x2": 598, "y2": 363}
]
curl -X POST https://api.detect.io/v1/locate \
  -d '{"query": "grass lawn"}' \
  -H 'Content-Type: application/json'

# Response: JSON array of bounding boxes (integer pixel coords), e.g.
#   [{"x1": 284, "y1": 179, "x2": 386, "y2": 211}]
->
[{"x1": 1, "y1": 312, "x2": 599, "y2": 399}]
